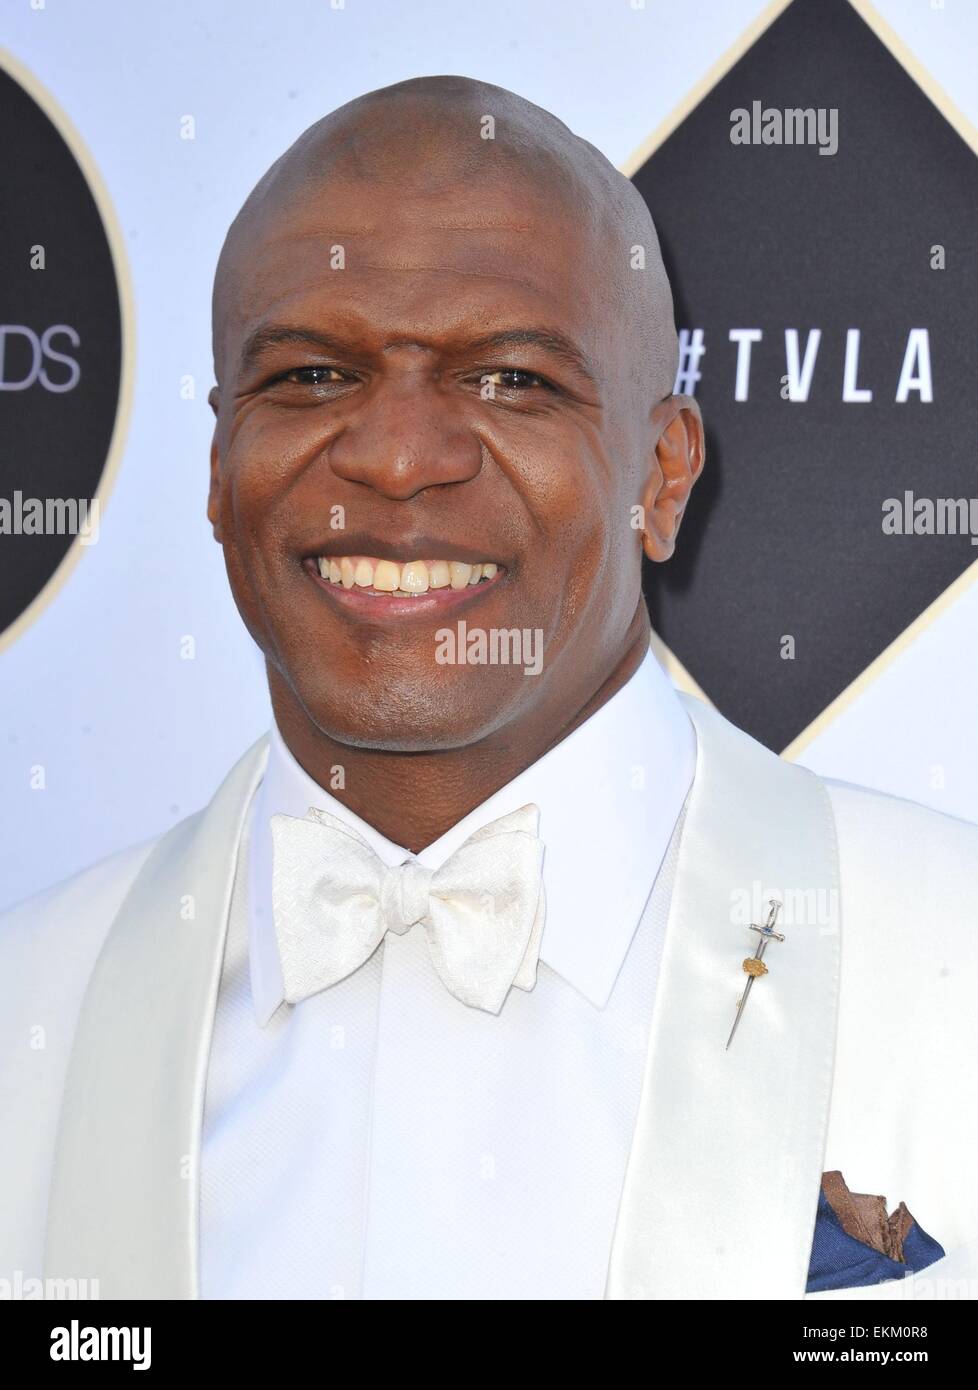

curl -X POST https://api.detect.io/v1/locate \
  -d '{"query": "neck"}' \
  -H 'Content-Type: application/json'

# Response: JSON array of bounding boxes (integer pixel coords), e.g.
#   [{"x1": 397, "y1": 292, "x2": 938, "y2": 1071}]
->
[{"x1": 269, "y1": 612, "x2": 651, "y2": 854}]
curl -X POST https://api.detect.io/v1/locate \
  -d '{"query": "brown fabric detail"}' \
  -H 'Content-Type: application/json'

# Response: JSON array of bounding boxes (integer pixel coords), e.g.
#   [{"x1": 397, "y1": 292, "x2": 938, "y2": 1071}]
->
[
  {"x1": 888, "y1": 1201, "x2": 915, "y2": 1262},
  {"x1": 820, "y1": 1171, "x2": 918, "y2": 1264}
]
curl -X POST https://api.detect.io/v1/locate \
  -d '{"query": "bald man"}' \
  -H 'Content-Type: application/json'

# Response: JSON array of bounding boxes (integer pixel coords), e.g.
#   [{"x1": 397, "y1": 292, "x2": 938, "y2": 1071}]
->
[{"x1": 2, "y1": 77, "x2": 976, "y2": 1302}]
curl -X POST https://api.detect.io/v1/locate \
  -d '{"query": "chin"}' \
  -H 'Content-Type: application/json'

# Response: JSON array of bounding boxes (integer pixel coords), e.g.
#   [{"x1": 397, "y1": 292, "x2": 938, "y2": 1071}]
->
[{"x1": 297, "y1": 673, "x2": 530, "y2": 754}]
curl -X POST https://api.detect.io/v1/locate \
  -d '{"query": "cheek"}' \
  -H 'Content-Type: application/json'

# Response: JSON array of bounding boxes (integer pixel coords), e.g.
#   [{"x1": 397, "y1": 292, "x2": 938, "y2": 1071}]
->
[
  {"x1": 214, "y1": 452, "x2": 311, "y2": 657},
  {"x1": 513, "y1": 423, "x2": 603, "y2": 532},
  {"x1": 220, "y1": 417, "x2": 316, "y2": 558},
  {"x1": 536, "y1": 444, "x2": 639, "y2": 633},
  {"x1": 508, "y1": 453, "x2": 616, "y2": 645}
]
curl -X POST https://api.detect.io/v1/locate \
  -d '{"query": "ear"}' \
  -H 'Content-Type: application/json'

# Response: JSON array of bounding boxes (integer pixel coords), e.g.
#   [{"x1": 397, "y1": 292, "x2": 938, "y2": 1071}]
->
[
  {"x1": 206, "y1": 386, "x2": 223, "y2": 542},
  {"x1": 639, "y1": 395, "x2": 705, "y2": 563}
]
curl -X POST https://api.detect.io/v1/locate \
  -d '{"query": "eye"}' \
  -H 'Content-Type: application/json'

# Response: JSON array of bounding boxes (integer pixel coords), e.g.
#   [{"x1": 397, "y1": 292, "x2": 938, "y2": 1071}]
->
[
  {"x1": 479, "y1": 368, "x2": 555, "y2": 393},
  {"x1": 272, "y1": 365, "x2": 351, "y2": 387}
]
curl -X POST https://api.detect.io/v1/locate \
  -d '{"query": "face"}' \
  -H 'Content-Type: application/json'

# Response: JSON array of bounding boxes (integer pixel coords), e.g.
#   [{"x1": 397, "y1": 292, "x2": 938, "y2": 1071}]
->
[{"x1": 208, "y1": 161, "x2": 671, "y2": 752}]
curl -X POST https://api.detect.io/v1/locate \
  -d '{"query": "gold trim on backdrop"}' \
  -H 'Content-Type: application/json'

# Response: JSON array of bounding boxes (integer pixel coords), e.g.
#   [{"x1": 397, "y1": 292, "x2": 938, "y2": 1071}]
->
[
  {"x1": 848, "y1": 0, "x2": 978, "y2": 159},
  {"x1": 620, "y1": 0, "x2": 793, "y2": 179},
  {"x1": 630, "y1": 0, "x2": 978, "y2": 757},
  {"x1": 781, "y1": 555, "x2": 978, "y2": 761},
  {"x1": 0, "y1": 47, "x2": 135, "y2": 656}
]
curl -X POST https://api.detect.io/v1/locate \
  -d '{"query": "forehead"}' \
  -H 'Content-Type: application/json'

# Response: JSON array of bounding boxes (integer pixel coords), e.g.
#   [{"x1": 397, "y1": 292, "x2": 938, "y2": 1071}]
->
[{"x1": 219, "y1": 172, "x2": 623, "y2": 371}]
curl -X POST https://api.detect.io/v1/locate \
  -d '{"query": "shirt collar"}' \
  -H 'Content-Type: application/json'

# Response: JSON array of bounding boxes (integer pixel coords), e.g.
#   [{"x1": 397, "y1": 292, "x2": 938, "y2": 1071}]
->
[{"x1": 249, "y1": 648, "x2": 696, "y2": 1025}]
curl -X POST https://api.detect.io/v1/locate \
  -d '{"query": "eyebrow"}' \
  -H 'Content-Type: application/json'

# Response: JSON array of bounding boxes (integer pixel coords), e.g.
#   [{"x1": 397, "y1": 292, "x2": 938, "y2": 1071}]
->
[
  {"x1": 238, "y1": 326, "x2": 355, "y2": 378},
  {"x1": 461, "y1": 329, "x2": 598, "y2": 389},
  {"x1": 237, "y1": 324, "x2": 598, "y2": 389}
]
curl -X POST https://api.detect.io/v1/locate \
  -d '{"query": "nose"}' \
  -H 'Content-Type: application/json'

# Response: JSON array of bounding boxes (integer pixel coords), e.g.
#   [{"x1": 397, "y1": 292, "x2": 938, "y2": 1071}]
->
[{"x1": 328, "y1": 375, "x2": 484, "y2": 500}]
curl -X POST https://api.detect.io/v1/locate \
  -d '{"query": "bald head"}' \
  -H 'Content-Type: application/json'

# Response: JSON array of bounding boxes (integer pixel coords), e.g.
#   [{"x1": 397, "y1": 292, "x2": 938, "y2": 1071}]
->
[{"x1": 211, "y1": 75, "x2": 677, "y2": 398}]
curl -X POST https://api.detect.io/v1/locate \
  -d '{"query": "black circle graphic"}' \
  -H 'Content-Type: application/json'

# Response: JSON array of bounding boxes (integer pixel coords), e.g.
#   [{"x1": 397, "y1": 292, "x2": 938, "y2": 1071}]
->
[{"x1": 0, "y1": 59, "x2": 124, "y2": 644}]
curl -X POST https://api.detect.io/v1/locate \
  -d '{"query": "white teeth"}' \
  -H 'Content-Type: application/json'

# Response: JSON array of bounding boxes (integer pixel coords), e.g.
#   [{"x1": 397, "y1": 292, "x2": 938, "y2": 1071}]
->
[
  {"x1": 373, "y1": 560, "x2": 400, "y2": 592},
  {"x1": 315, "y1": 556, "x2": 501, "y2": 595},
  {"x1": 400, "y1": 560, "x2": 429, "y2": 594}
]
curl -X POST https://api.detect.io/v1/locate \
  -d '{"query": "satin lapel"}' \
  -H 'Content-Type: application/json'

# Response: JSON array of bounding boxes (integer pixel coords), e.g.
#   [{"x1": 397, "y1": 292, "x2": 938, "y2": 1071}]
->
[
  {"x1": 606, "y1": 694, "x2": 841, "y2": 1300},
  {"x1": 43, "y1": 737, "x2": 269, "y2": 1299}
]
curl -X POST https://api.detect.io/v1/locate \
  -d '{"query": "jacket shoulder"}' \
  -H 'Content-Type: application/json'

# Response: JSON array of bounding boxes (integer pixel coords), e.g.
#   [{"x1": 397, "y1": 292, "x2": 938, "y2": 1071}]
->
[
  {"x1": 0, "y1": 835, "x2": 161, "y2": 949},
  {"x1": 818, "y1": 771, "x2": 978, "y2": 971},
  {"x1": 821, "y1": 773, "x2": 978, "y2": 870},
  {"x1": 0, "y1": 834, "x2": 168, "y2": 1043}
]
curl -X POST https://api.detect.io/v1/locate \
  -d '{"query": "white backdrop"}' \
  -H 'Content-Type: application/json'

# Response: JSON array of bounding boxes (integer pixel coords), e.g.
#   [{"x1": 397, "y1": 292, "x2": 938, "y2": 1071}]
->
[{"x1": 2, "y1": 0, "x2": 977, "y2": 910}]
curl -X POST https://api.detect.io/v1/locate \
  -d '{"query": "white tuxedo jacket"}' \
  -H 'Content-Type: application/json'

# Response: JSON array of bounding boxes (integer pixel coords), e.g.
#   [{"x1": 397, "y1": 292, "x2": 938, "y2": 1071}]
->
[{"x1": 2, "y1": 693, "x2": 977, "y2": 1300}]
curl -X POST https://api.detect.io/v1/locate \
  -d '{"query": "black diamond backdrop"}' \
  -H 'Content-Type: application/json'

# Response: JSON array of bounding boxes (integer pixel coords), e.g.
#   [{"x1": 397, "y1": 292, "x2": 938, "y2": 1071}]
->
[{"x1": 634, "y1": 0, "x2": 978, "y2": 752}]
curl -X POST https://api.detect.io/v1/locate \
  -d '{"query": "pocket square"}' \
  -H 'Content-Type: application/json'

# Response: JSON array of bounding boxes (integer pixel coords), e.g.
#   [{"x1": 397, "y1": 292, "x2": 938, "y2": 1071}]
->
[{"x1": 806, "y1": 1169, "x2": 945, "y2": 1293}]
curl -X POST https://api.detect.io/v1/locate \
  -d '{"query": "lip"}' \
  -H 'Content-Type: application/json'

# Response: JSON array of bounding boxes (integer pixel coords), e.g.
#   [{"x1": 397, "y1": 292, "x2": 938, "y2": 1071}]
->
[{"x1": 302, "y1": 557, "x2": 507, "y2": 620}]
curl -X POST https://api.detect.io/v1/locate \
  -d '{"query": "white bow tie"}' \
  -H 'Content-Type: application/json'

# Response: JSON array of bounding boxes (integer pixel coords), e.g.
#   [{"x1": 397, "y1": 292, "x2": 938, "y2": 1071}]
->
[{"x1": 270, "y1": 803, "x2": 546, "y2": 1014}]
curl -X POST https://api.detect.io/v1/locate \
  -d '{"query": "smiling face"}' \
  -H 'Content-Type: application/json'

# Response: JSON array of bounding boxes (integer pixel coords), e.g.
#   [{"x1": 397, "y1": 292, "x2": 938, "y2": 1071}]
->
[{"x1": 208, "y1": 80, "x2": 697, "y2": 754}]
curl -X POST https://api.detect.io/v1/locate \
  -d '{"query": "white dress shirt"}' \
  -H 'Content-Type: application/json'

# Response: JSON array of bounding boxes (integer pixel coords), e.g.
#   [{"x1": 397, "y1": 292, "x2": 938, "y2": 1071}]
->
[{"x1": 200, "y1": 651, "x2": 696, "y2": 1299}]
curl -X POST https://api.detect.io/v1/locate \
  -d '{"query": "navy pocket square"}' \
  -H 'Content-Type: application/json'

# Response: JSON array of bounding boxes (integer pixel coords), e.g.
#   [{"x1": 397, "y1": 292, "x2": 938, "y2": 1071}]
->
[{"x1": 806, "y1": 1169, "x2": 945, "y2": 1293}]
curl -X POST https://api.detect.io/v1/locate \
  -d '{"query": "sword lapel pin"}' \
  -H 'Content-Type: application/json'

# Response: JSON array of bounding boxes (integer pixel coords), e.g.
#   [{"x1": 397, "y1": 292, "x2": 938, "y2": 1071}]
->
[{"x1": 726, "y1": 899, "x2": 785, "y2": 1050}]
